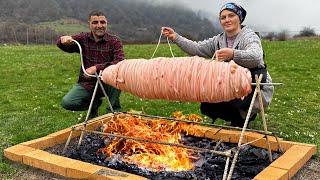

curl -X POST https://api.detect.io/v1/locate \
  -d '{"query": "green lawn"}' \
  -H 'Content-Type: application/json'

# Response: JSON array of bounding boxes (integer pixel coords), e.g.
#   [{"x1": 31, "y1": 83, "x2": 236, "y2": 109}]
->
[
  {"x1": 0, "y1": 40, "x2": 319, "y2": 177},
  {"x1": 37, "y1": 19, "x2": 88, "y2": 34}
]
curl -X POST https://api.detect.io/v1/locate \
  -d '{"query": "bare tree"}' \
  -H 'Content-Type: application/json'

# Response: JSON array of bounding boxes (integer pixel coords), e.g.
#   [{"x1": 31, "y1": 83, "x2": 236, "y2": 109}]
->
[
  {"x1": 277, "y1": 30, "x2": 289, "y2": 41},
  {"x1": 296, "y1": 27, "x2": 316, "y2": 37},
  {"x1": 263, "y1": 32, "x2": 276, "y2": 41}
]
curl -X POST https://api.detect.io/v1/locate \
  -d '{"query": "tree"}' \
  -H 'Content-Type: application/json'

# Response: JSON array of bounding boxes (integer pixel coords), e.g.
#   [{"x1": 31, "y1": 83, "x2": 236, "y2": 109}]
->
[
  {"x1": 277, "y1": 30, "x2": 289, "y2": 41},
  {"x1": 0, "y1": 0, "x2": 220, "y2": 43},
  {"x1": 296, "y1": 27, "x2": 316, "y2": 37},
  {"x1": 264, "y1": 32, "x2": 276, "y2": 41}
]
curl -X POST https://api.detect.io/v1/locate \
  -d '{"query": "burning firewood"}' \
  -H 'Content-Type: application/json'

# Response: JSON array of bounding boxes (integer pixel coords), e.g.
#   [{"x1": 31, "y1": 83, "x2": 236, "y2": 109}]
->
[{"x1": 99, "y1": 115, "x2": 192, "y2": 171}]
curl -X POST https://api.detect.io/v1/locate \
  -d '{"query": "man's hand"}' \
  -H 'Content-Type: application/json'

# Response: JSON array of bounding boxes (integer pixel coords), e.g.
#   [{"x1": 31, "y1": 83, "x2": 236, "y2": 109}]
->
[
  {"x1": 60, "y1": 36, "x2": 74, "y2": 45},
  {"x1": 215, "y1": 48, "x2": 234, "y2": 62},
  {"x1": 85, "y1": 66, "x2": 97, "y2": 77},
  {"x1": 161, "y1": 27, "x2": 177, "y2": 41}
]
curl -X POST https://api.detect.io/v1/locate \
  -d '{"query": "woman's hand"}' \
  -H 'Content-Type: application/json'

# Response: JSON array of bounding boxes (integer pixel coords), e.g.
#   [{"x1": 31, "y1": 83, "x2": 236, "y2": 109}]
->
[
  {"x1": 161, "y1": 27, "x2": 177, "y2": 41},
  {"x1": 215, "y1": 48, "x2": 234, "y2": 62}
]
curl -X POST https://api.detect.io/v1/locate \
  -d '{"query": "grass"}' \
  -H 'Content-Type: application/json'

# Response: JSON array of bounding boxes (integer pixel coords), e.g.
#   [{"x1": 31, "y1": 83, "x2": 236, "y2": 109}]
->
[
  {"x1": 0, "y1": 40, "x2": 319, "y2": 177},
  {"x1": 37, "y1": 19, "x2": 88, "y2": 34}
]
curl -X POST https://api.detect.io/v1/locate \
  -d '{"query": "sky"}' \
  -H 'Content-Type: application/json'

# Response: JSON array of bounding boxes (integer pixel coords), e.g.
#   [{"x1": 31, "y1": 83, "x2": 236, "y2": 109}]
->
[{"x1": 152, "y1": 0, "x2": 320, "y2": 36}]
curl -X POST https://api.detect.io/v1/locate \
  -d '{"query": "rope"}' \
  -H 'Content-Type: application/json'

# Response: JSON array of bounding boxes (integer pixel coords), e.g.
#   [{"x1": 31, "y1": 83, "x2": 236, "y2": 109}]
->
[
  {"x1": 71, "y1": 40, "x2": 96, "y2": 78},
  {"x1": 212, "y1": 51, "x2": 217, "y2": 60},
  {"x1": 167, "y1": 37, "x2": 175, "y2": 58},
  {"x1": 151, "y1": 32, "x2": 175, "y2": 59}
]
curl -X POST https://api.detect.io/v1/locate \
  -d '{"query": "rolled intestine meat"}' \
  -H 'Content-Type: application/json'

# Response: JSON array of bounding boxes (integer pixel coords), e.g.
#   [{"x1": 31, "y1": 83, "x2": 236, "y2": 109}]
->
[{"x1": 101, "y1": 56, "x2": 252, "y2": 103}]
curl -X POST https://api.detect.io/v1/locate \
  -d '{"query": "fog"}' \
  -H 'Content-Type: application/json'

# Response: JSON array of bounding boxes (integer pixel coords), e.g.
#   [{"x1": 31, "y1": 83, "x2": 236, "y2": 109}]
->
[{"x1": 150, "y1": 0, "x2": 320, "y2": 36}]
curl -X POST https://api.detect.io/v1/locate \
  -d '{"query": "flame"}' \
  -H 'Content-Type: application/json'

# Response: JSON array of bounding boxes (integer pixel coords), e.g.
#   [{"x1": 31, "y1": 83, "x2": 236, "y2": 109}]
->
[
  {"x1": 172, "y1": 111, "x2": 203, "y2": 122},
  {"x1": 100, "y1": 114, "x2": 194, "y2": 171}
]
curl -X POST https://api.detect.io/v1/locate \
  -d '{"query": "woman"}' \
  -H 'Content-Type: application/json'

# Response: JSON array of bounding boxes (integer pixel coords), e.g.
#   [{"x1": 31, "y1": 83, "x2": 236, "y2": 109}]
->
[{"x1": 162, "y1": 2, "x2": 273, "y2": 127}]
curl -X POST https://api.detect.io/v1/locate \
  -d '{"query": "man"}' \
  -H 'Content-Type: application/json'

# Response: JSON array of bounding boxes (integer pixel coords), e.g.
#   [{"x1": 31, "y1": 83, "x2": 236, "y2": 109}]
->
[
  {"x1": 57, "y1": 10, "x2": 124, "y2": 118},
  {"x1": 162, "y1": 2, "x2": 273, "y2": 127}
]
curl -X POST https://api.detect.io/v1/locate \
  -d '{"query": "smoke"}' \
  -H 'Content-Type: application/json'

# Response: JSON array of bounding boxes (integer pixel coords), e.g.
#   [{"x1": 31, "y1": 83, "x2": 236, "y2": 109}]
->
[{"x1": 148, "y1": 0, "x2": 320, "y2": 36}]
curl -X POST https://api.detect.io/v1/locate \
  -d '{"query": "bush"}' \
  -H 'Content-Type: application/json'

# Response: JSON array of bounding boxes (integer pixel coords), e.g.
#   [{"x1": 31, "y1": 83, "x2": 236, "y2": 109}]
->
[
  {"x1": 264, "y1": 32, "x2": 276, "y2": 41},
  {"x1": 296, "y1": 27, "x2": 316, "y2": 37},
  {"x1": 277, "y1": 30, "x2": 289, "y2": 41}
]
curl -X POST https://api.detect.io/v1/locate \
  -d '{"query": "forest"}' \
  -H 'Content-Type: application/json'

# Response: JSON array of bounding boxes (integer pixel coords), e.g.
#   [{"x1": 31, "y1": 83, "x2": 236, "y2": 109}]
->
[{"x1": 0, "y1": 0, "x2": 220, "y2": 43}]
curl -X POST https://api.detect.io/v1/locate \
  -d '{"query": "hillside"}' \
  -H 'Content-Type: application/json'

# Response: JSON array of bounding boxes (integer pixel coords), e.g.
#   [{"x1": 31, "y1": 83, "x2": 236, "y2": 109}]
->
[{"x1": 0, "y1": 0, "x2": 220, "y2": 43}]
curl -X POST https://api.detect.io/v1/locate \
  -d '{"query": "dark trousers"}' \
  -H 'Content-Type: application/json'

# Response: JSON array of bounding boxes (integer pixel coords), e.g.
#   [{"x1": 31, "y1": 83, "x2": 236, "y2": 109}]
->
[
  {"x1": 200, "y1": 91, "x2": 256, "y2": 127},
  {"x1": 61, "y1": 83, "x2": 121, "y2": 118},
  {"x1": 201, "y1": 66, "x2": 267, "y2": 127}
]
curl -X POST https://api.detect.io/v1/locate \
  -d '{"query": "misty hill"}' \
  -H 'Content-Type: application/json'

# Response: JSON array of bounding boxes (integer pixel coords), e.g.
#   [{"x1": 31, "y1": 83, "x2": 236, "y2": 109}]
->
[{"x1": 0, "y1": 0, "x2": 220, "y2": 43}]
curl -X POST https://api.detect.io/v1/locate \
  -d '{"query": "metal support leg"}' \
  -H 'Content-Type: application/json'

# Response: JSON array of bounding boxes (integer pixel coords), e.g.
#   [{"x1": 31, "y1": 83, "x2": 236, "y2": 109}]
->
[
  {"x1": 95, "y1": 71, "x2": 114, "y2": 113},
  {"x1": 256, "y1": 75, "x2": 273, "y2": 162},
  {"x1": 71, "y1": 40, "x2": 115, "y2": 149},
  {"x1": 62, "y1": 127, "x2": 75, "y2": 154},
  {"x1": 222, "y1": 151, "x2": 231, "y2": 180},
  {"x1": 77, "y1": 78, "x2": 100, "y2": 149}
]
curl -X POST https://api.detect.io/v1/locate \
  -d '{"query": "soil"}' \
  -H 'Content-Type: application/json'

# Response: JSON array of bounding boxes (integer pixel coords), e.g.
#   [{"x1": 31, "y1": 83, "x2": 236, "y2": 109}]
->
[
  {"x1": 3, "y1": 163, "x2": 66, "y2": 180},
  {"x1": 292, "y1": 157, "x2": 320, "y2": 180}
]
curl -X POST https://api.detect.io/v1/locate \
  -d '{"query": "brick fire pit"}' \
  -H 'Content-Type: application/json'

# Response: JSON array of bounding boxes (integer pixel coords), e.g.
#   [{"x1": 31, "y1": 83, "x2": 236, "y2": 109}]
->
[{"x1": 4, "y1": 113, "x2": 317, "y2": 179}]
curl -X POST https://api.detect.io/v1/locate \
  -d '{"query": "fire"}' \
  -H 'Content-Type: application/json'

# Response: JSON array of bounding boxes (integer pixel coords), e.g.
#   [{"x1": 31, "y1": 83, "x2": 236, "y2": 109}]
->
[
  {"x1": 172, "y1": 111, "x2": 202, "y2": 122},
  {"x1": 99, "y1": 114, "x2": 198, "y2": 171}
]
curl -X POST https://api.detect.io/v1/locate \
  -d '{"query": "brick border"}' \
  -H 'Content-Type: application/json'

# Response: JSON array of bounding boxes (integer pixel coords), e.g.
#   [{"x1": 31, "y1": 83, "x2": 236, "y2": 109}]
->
[{"x1": 4, "y1": 114, "x2": 317, "y2": 179}]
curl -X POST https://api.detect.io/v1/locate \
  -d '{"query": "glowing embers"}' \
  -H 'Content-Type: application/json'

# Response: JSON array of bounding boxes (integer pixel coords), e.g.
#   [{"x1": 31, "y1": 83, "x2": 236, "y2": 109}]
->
[{"x1": 100, "y1": 115, "x2": 193, "y2": 171}]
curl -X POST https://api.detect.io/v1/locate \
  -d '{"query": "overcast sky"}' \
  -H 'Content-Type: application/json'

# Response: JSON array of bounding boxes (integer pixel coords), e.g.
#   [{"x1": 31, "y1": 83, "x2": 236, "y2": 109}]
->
[{"x1": 153, "y1": 0, "x2": 320, "y2": 35}]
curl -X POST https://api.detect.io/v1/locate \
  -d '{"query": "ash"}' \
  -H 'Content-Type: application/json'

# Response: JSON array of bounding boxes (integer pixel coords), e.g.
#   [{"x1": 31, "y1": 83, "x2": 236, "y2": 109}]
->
[{"x1": 46, "y1": 132, "x2": 281, "y2": 180}]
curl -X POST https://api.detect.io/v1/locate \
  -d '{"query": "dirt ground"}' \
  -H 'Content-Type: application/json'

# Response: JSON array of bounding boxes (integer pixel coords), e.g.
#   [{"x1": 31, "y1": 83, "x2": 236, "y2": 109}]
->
[
  {"x1": 4, "y1": 157, "x2": 319, "y2": 180},
  {"x1": 291, "y1": 157, "x2": 320, "y2": 180}
]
